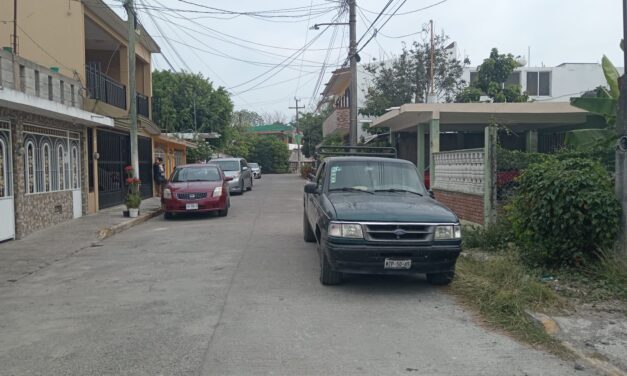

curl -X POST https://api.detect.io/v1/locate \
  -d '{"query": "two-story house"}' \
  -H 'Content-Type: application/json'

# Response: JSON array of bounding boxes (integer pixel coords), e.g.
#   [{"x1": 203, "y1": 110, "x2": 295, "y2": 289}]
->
[
  {"x1": 1, "y1": 0, "x2": 162, "y2": 210},
  {"x1": 0, "y1": 46, "x2": 114, "y2": 240},
  {"x1": 0, "y1": 0, "x2": 172, "y2": 239},
  {"x1": 463, "y1": 63, "x2": 625, "y2": 102}
]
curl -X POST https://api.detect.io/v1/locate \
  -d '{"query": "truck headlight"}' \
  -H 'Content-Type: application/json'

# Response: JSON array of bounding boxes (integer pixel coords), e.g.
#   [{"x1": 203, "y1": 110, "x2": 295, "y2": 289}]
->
[
  {"x1": 434, "y1": 225, "x2": 461, "y2": 240},
  {"x1": 163, "y1": 188, "x2": 172, "y2": 199},
  {"x1": 213, "y1": 186, "x2": 223, "y2": 197},
  {"x1": 328, "y1": 222, "x2": 364, "y2": 238}
]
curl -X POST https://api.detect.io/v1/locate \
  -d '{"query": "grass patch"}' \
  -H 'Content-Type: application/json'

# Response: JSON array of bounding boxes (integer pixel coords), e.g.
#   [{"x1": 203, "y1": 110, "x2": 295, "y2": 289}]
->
[
  {"x1": 451, "y1": 251, "x2": 571, "y2": 356},
  {"x1": 552, "y1": 248, "x2": 627, "y2": 302}
]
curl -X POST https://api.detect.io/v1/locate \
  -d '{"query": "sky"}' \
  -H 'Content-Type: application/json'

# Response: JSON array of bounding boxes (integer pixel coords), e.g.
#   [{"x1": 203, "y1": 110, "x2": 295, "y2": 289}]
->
[{"x1": 106, "y1": 0, "x2": 624, "y2": 121}]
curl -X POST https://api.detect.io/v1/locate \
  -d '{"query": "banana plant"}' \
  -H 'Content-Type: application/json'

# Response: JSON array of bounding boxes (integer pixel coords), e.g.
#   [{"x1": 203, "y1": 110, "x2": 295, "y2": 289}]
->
[{"x1": 565, "y1": 44, "x2": 622, "y2": 148}]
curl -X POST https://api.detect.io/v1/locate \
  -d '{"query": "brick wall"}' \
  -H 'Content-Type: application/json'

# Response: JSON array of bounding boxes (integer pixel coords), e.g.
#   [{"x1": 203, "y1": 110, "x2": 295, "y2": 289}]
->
[
  {"x1": 322, "y1": 108, "x2": 350, "y2": 137},
  {"x1": 433, "y1": 189, "x2": 484, "y2": 225}
]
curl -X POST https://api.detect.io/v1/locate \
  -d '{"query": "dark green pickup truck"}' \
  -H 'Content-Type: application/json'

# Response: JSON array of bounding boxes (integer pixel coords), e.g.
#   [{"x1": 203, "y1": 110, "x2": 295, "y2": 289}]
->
[{"x1": 303, "y1": 155, "x2": 462, "y2": 285}]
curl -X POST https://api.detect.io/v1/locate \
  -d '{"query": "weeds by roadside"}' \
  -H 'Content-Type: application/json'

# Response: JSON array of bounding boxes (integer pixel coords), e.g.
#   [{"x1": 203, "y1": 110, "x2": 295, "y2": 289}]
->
[
  {"x1": 462, "y1": 220, "x2": 513, "y2": 252},
  {"x1": 451, "y1": 251, "x2": 571, "y2": 357}
]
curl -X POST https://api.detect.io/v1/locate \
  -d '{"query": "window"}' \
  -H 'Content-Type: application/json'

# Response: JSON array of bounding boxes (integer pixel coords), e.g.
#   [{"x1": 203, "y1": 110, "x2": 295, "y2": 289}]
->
[
  {"x1": 505, "y1": 72, "x2": 520, "y2": 86},
  {"x1": 19, "y1": 65, "x2": 25, "y2": 92},
  {"x1": 42, "y1": 143, "x2": 51, "y2": 192},
  {"x1": 526, "y1": 71, "x2": 551, "y2": 96},
  {"x1": 71, "y1": 146, "x2": 80, "y2": 189},
  {"x1": 48, "y1": 76, "x2": 53, "y2": 100},
  {"x1": 25, "y1": 141, "x2": 36, "y2": 194},
  {"x1": 58, "y1": 145, "x2": 66, "y2": 190},
  {"x1": 539, "y1": 72, "x2": 551, "y2": 96},
  {"x1": 209, "y1": 160, "x2": 239, "y2": 171},
  {"x1": 0, "y1": 139, "x2": 6, "y2": 197},
  {"x1": 60, "y1": 80, "x2": 65, "y2": 104},
  {"x1": 469, "y1": 72, "x2": 478, "y2": 84},
  {"x1": 70, "y1": 84, "x2": 75, "y2": 106},
  {"x1": 171, "y1": 166, "x2": 221, "y2": 182},
  {"x1": 35, "y1": 70, "x2": 40, "y2": 97}
]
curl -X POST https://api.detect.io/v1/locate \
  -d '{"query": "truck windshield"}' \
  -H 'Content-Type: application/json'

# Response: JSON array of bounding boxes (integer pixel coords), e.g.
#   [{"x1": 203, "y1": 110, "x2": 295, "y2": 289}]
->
[
  {"x1": 327, "y1": 161, "x2": 426, "y2": 195},
  {"x1": 171, "y1": 166, "x2": 221, "y2": 182},
  {"x1": 248, "y1": 163, "x2": 259, "y2": 168}
]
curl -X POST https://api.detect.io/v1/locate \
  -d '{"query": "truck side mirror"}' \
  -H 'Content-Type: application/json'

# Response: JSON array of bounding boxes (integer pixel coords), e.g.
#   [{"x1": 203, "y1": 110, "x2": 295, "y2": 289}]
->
[{"x1": 304, "y1": 182, "x2": 319, "y2": 194}]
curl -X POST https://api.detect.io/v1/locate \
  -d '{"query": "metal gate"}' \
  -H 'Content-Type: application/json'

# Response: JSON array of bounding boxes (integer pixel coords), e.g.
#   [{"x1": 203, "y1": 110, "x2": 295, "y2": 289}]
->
[
  {"x1": 97, "y1": 130, "x2": 130, "y2": 209},
  {"x1": 97, "y1": 131, "x2": 153, "y2": 209},
  {"x1": 0, "y1": 122, "x2": 14, "y2": 241},
  {"x1": 138, "y1": 137, "x2": 153, "y2": 199}
]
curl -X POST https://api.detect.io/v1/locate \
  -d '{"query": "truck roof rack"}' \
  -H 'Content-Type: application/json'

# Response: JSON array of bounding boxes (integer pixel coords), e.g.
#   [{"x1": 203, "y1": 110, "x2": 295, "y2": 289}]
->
[{"x1": 315, "y1": 145, "x2": 397, "y2": 159}]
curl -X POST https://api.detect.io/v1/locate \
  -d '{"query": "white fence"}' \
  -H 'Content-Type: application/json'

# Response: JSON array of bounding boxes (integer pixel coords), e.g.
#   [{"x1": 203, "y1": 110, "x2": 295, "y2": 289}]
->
[{"x1": 432, "y1": 148, "x2": 484, "y2": 196}]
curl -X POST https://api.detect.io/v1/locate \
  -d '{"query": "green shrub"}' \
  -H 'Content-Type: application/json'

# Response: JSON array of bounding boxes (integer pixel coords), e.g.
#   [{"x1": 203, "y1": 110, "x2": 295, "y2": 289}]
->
[
  {"x1": 497, "y1": 147, "x2": 548, "y2": 172},
  {"x1": 462, "y1": 220, "x2": 514, "y2": 252},
  {"x1": 508, "y1": 157, "x2": 621, "y2": 267}
]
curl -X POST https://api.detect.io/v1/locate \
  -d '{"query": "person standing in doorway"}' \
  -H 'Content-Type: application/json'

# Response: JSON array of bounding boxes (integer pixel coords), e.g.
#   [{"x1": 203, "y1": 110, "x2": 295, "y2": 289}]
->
[{"x1": 153, "y1": 157, "x2": 165, "y2": 197}]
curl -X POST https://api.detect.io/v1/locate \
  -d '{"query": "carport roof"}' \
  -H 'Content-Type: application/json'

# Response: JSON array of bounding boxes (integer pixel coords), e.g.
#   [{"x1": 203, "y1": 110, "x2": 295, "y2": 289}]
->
[{"x1": 372, "y1": 102, "x2": 593, "y2": 132}]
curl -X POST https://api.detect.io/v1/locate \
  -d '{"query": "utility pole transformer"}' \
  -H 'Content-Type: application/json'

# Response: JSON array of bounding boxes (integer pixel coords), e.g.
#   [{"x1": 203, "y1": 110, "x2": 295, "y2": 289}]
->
[
  {"x1": 124, "y1": 0, "x2": 139, "y2": 179},
  {"x1": 289, "y1": 98, "x2": 305, "y2": 172},
  {"x1": 349, "y1": 0, "x2": 358, "y2": 146}
]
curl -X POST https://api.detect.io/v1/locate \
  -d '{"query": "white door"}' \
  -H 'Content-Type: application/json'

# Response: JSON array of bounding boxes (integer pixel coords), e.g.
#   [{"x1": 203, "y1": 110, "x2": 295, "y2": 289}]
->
[
  {"x1": 0, "y1": 125, "x2": 15, "y2": 241},
  {"x1": 72, "y1": 190, "x2": 82, "y2": 219}
]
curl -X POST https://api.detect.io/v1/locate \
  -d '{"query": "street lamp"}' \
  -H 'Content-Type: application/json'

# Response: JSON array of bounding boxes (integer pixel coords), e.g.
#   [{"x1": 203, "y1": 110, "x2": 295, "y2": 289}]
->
[{"x1": 310, "y1": 22, "x2": 349, "y2": 30}]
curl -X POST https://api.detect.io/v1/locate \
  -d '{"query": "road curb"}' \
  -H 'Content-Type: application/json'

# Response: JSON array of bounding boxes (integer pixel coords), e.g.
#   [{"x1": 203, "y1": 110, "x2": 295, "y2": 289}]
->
[
  {"x1": 525, "y1": 310, "x2": 626, "y2": 376},
  {"x1": 97, "y1": 209, "x2": 163, "y2": 240}
]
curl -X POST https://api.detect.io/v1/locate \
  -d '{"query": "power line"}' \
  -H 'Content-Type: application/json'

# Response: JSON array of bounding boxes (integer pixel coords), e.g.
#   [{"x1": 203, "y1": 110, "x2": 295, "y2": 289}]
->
[{"x1": 358, "y1": 0, "x2": 449, "y2": 17}]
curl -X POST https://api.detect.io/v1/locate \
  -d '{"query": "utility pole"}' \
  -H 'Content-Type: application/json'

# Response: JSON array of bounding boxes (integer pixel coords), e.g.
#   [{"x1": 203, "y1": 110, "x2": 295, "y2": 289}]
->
[
  {"x1": 289, "y1": 98, "x2": 305, "y2": 172},
  {"x1": 193, "y1": 97, "x2": 197, "y2": 133},
  {"x1": 617, "y1": 0, "x2": 627, "y2": 254},
  {"x1": 349, "y1": 0, "x2": 358, "y2": 146},
  {"x1": 12, "y1": 0, "x2": 17, "y2": 54},
  {"x1": 124, "y1": 0, "x2": 139, "y2": 179},
  {"x1": 428, "y1": 19, "x2": 435, "y2": 104}
]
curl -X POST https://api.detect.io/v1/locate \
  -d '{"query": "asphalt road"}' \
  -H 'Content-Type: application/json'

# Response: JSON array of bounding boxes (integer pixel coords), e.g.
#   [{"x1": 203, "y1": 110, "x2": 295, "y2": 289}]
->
[{"x1": 0, "y1": 175, "x2": 590, "y2": 375}]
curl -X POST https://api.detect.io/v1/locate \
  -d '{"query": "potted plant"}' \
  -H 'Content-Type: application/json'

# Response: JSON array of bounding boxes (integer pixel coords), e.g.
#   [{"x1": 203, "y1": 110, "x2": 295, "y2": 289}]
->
[{"x1": 125, "y1": 166, "x2": 141, "y2": 218}]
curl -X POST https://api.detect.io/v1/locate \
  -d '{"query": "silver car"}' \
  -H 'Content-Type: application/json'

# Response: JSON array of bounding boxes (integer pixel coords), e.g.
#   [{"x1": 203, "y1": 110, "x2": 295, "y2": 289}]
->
[
  {"x1": 249, "y1": 162, "x2": 262, "y2": 179},
  {"x1": 208, "y1": 158, "x2": 253, "y2": 194}
]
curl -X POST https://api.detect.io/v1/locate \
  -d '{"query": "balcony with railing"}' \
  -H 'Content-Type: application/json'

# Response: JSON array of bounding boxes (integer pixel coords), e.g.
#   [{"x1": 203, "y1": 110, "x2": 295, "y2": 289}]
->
[
  {"x1": 85, "y1": 63, "x2": 127, "y2": 110},
  {"x1": 137, "y1": 93, "x2": 150, "y2": 118}
]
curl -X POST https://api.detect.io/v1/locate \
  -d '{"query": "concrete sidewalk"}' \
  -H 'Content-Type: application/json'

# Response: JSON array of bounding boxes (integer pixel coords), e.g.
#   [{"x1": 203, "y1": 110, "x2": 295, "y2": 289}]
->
[{"x1": 0, "y1": 198, "x2": 162, "y2": 286}]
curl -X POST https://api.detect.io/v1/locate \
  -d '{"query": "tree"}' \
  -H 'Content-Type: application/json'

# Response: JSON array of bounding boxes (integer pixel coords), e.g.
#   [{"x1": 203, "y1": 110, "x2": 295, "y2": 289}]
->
[
  {"x1": 248, "y1": 136, "x2": 290, "y2": 173},
  {"x1": 152, "y1": 70, "x2": 233, "y2": 136},
  {"x1": 456, "y1": 48, "x2": 528, "y2": 103},
  {"x1": 232, "y1": 110, "x2": 264, "y2": 127},
  {"x1": 361, "y1": 35, "x2": 467, "y2": 118},
  {"x1": 261, "y1": 110, "x2": 288, "y2": 124},
  {"x1": 186, "y1": 141, "x2": 213, "y2": 163},
  {"x1": 299, "y1": 110, "x2": 330, "y2": 157}
]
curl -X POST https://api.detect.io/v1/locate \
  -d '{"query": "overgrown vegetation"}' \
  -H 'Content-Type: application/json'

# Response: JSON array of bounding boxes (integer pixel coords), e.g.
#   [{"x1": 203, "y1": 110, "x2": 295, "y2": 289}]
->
[
  {"x1": 508, "y1": 157, "x2": 621, "y2": 267},
  {"x1": 451, "y1": 252, "x2": 568, "y2": 355},
  {"x1": 462, "y1": 220, "x2": 513, "y2": 252}
]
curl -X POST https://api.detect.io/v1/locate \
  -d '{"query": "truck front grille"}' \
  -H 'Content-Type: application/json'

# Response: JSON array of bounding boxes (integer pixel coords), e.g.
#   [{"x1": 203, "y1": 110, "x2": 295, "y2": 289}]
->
[{"x1": 364, "y1": 223, "x2": 432, "y2": 242}]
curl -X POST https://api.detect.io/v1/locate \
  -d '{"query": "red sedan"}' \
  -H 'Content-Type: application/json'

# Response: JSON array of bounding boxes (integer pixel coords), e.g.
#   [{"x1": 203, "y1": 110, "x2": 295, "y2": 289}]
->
[{"x1": 162, "y1": 164, "x2": 232, "y2": 219}]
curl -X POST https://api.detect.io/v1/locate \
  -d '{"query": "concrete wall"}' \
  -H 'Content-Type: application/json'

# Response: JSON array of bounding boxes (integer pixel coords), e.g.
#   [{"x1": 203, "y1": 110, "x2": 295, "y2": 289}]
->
[
  {"x1": 0, "y1": 0, "x2": 85, "y2": 78},
  {"x1": 0, "y1": 49, "x2": 84, "y2": 109}
]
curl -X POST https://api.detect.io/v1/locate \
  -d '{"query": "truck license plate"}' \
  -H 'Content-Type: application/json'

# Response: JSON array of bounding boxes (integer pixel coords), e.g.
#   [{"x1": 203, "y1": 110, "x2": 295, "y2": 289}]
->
[
  {"x1": 186, "y1": 203, "x2": 198, "y2": 210},
  {"x1": 384, "y1": 259, "x2": 411, "y2": 269}
]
